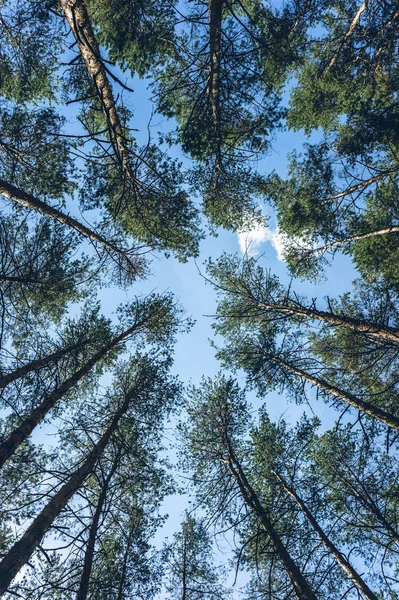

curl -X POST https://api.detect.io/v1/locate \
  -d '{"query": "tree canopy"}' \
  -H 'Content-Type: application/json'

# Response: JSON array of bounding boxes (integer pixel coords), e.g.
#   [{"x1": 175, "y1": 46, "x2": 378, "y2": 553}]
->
[{"x1": 2, "y1": 0, "x2": 399, "y2": 597}]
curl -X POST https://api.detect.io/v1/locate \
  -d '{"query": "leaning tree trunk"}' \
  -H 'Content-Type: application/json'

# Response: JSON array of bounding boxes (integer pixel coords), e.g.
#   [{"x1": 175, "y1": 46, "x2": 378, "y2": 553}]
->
[
  {"x1": 60, "y1": 0, "x2": 137, "y2": 187},
  {"x1": 322, "y1": 167, "x2": 399, "y2": 205},
  {"x1": 310, "y1": 226, "x2": 399, "y2": 255},
  {"x1": 0, "y1": 343, "x2": 83, "y2": 390},
  {"x1": 224, "y1": 437, "x2": 317, "y2": 600},
  {"x1": 208, "y1": 0, "x2": 224, "y2": 181},
  {"x1": 335, "y1": 467, "x2": 399, "y2": 544},
  {"x1": 0, "y1": 390, "x2": 133, "y2": 595},
  {"x1": 0, "y1": 178, "x2": 140, "y2": 280},
  {"x1": 326, "y1": 0, "x2": 369, "y2": 70},
  {"x1": 274, "y1": 471, "x2": 378, "y2": 600},
  {"x1": 77, "y1": 459, "x2": 118, "y2": 600},
  {"x1": 253, "y1": 299, "x2": 399, "y2": 345},
  {"x1": 0, "y1": 321, "x2": 144, "y2": 469},
  {"x1": 267, "y1": 352, "x2": 399, "y2": 430}
]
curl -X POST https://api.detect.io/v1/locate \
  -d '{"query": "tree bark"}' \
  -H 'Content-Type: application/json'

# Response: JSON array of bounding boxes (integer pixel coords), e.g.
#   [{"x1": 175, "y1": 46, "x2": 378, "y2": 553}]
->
[
  {"x1": 60, "y1": 0, "x2": 137, "y2": 189},
  {"x1": 77, "y1": 459, "x2": 118, "y2": 600},
  {"x1": 253, "y1": 300, "x2": 399, "y2": 345},
  {"x1": 267, "y1": 353, "x2": 399, "y2": 430},
  {"x1": 223, "y1": 437, "x2": 317, "y2": 600},
  {"x1": 0, "y1": 390, "x2": 133, "y2": 595},
  {"x1": 309, "y1": 226, "x2": 399, "y2": 255},
  {"x1": 274, "y1": 471, "x2": 378, "y2": 600},
  {"x1": 0, "y1": 178, "x2": 140, "y2": 277},
  {"x1": 326, "y1": 0, "x2": 369, "y2": 70},
  {"x1": 0, "y1": 322, "x2": 144, "y2": 469},
  {"x1": 208, "y1": 0, "x2": 224, "y2": 180}
]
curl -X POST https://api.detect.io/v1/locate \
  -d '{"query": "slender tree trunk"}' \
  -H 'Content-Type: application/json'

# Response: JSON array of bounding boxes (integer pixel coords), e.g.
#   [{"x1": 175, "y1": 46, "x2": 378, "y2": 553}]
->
[
  {"x1": 274, "y1": 471, "x2": 378, "y2": 600},
  {"x1": 0, "y1": 343, "x2": 81, "y2": 390},
  {"x1": 77, "y1": 460, "x2": 118, "y2": 600},
  {"x1": 0, "y1": 391, "x2": 133, "y2": 595},
  {"x1": 267, "y1": 353, "x2": 399, "y2": 430},
  {"x1": 208, "y1": 0, "x2": 224, "y2": 181},
  {"x1": 326, "y1": 0, "x2": 369, "y2": 70},
  {"x1": 223, "y1": 437, "x2": 317, "y2": 600},
  {"x1": 116, "y1": 526, "x2": 134, "y2": 600},
  {"x1": 0, "y1": 178, "x2": 139, "y2": 277},
  {"x1": 338, "y1": 471, "x2": 399, "y2": 544},
  {"x1": 377, "y1": 7, "x2": 399, "y2": 35},
  {"x1": 310, "y1": 226, "x2": 399, "y2": 255},
  {"x1": 60, "y1": 0, "x2": 137, "y2": 188},
  {"x1": 0, "y1": 322, "x2": 143, "y2": 469},
  {"x1": 182, "y1": 534, "x2": 187, "y2": 600},
  {"x1": 254, "y1": 300, "x2": 399, "y2": 344},
  {"x1": 322, "y1": 168, "x2": 399, "y2": 205}
]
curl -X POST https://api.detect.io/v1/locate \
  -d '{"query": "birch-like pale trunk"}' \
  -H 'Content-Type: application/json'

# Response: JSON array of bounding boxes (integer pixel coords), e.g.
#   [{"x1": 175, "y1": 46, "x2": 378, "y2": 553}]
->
[
  {"x1": 309, "y1": 226, "x2": 399, "y2": 255},
  {"x1": 327, "y1": 0, "x2": 369, "y2": 70}
]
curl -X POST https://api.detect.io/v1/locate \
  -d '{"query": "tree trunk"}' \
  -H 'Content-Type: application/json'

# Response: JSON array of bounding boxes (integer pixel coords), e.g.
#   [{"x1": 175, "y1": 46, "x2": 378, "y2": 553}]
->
[
  {"x1": 326, "y1": 0, "x2": 369, "y2": 70},
  {"x1": 0, "y1": 322, "x2": 143, "y2": 469},
  {"x1": 274, "y1": 471, "x2": 378, "y2": 600},
  {"x1": 208, "y1": 0, "x2": 224, "y2": 180},
  {"x1": 224, "y1": 437, "x2": 317, "y2": 600},
  {"x1": 0, "y1": 178, "x2": 139, "y2": 278},
  {"x1": 254, "y1": 300, "x2": 399, "y2": 345},
  {"x1": 322, "y1": 168, "x2": 399, "y2": 205},
  {"x1": 77, "y1": 459, "x2": 118, "y2": 600},
  {"x1": 116, "y1": 526, "x2": 134, "y2": 600},
  {"x1": 336, "y1": 468, "x2": 399, "y2": 544},
  {"x1": 0, "y1": 343, "x2": 81, "y2": 390},
  {"x1": 182, "y1": 535, "x2": 187, "y2": 600},
  {"x1": 267, "y1": 353, "x2": 399, "y2": 430},
  {"x1": 0, "y1": 390, "x2": 133, "y2": 595},
  {"x1": 60, "y1": 0, "x2": 137, "y2": 188},
  {"x1": 310, "y1": 226, "x2": 399, "y2": 255}
]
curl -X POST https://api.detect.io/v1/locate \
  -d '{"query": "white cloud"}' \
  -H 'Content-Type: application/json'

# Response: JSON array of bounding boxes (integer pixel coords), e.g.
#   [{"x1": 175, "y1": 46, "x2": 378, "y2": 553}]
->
[{"x1": 237, "y1": 225, "x2": 286, "y2": 261}]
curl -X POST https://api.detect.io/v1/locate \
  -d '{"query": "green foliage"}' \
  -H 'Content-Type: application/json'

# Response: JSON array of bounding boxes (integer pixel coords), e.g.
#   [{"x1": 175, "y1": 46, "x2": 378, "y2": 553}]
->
[
  {"x1": 0, "y1": 214, "x2": 90, "y2": 328},
  {"x1": 86, "y1": 0, "x2": 177, "y2": 77},
  {"x1": 0, "y1": 0, "x2": 63, "y2": 102},
  {"x1": 0, "y1": 104, "x2": 74, "y2": 199},
  {"x1": 164, "y1": 512, "x2": 230, "y2": 600},
  {"x1": 152, "y1": 0, "x2": 293, "y2": 229},
  {"x1": 80, "y1": 146, "x2": 203, "y2": 261}
]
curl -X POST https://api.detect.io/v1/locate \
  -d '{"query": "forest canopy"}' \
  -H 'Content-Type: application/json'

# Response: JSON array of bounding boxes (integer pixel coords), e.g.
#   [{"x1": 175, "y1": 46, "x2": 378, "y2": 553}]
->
[{"x1": 1, "y1": 0, "x2": 399, "y2": 598}]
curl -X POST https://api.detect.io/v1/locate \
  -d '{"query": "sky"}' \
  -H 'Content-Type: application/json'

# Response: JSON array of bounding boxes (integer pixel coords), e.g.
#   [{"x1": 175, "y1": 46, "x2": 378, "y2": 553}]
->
[
  {"x1": 64, "y1": 71, "x2": 360, "y2": 596},
  {"x1": 12, "y1": 50, "x2": 360, "y2": 596}
]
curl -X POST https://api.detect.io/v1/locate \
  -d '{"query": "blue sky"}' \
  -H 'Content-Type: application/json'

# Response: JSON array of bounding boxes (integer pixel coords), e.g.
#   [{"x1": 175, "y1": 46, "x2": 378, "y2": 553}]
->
[
  {"x1": 22, "y1": 55, "x2": 360, "y2": 596},
  {"x1": 71, "y1": 73, "x2": 360, "y2": 596}
]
